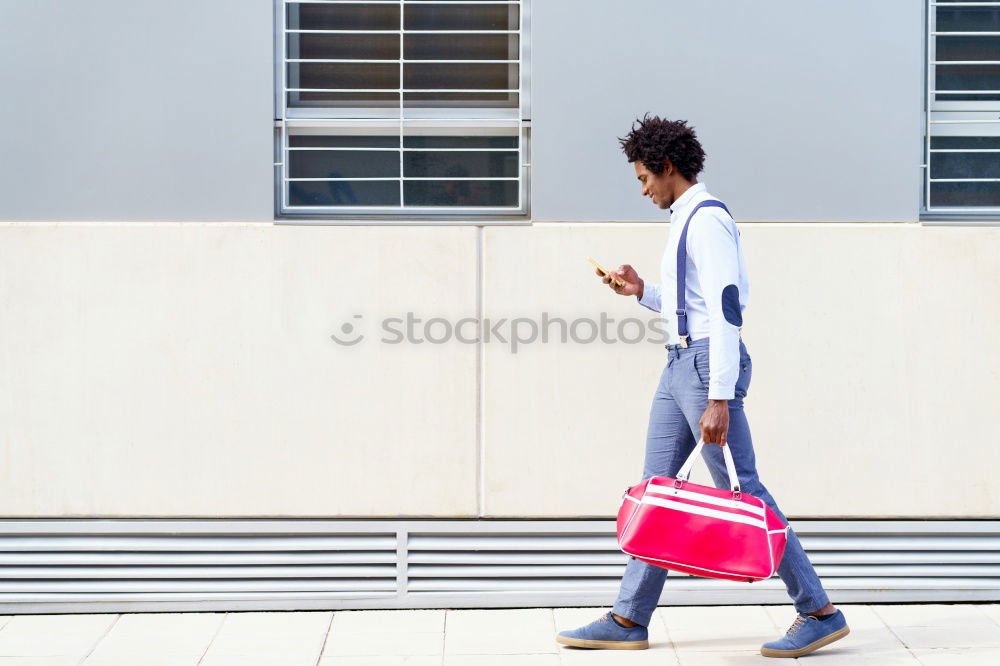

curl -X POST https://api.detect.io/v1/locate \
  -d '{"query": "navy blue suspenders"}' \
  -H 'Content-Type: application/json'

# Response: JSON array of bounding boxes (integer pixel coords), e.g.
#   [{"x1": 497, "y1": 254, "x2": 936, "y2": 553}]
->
[{"x1": 675, "y1": 199, "x2": 731, "y2": 348}]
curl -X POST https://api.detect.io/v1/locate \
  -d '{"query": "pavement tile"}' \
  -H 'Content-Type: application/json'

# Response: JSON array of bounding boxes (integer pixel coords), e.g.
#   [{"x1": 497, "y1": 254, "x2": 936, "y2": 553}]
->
[
  {"x1": 803, "y1": 648, "x2": 919, "y2": 664},
  {"x1": 761, "y1": 604, "x2": 818, "y2": 634},
  {"x1": 553, "y1": 607, "x2": 676, "y2": 664},
  {"x1": 329, "y1": 610, "x2": 445, "y2": 634},
  {"x1": 319, "y1": 657, "x2": 443, "y2": 666},
  {"x1": 200, "y1": 611, "x2": 331, "y2": 659},
  {"x1": 324, "y1": 629, "x2": 444, "y2": 657},
  {"x1": 662, "y1": 606, "x2": 776, "y2": 652},
  {"x1": 199, "y1": 657, "x2": 318, "y2": 666},
  {"x1": 979, "y1": 604, "x2": 1000, "y2": 627},
  {"x1": 444, "y1": 609, "x2": 556, "y2": 656},
  {"x1": 84, "y1": 658, "x2": 198, "y2": 666},
  {"x1": 323, "y1": 609, "x2": 445, "y2": 657},
  {"x1": 442, "y1": 656, "x2": 559, "y2": 666},
  {"x1": 84, "y1": 612, "x2": 223, "y2": 659},
  {"x1": 0, "y1": 604, "x2": 992, "y2": 664},
  {"x1": 872, "y1": 604, "x2": 1000, "y2": 649},
  {"x1": 910, "y1": 647, "x2": 1000, "y2": 664},
  {"x1": 0, "y1": 613, "x2": 118, "y2": 657},
  {"x1": 558, "y1": 646, "x2": 678, "y2": 666},
  {"x1": 674, "y1": 651, "x2": 767, "y2": 665}
]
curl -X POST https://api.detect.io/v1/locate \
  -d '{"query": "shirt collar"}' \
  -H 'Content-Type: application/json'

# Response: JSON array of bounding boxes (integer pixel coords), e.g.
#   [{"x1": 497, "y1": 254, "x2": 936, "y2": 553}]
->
[{"x1": 668, "y1": 182, "x2": 706, "y2": 216}]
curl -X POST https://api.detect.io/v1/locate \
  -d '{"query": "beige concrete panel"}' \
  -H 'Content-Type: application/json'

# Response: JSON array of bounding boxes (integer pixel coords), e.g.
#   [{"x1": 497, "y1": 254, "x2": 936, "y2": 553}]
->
[
  {"x1": 740, "y1": 225, "x2": 918, "y2": 516},
  {"x1": 481, "y1": 223, "x2": 671, "y2": 517},
  {"x1": 483, "y1": 223, "x2": 1000, "y2": 518},
  {"x1": 904, "y1": 227, "x2": 1000, "y2": 514},
  {"x1": 0, "y1": 223, "x2": 477, "y2": 516},
  {"x1": 742, "y1": 225, "x2": 1000, "y2": 517}
]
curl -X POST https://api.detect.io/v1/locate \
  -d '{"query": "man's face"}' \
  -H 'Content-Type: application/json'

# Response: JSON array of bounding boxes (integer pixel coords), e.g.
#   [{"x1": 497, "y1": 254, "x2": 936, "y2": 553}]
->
[{"x1": 634, "y1": 160, "x2": 671, "y2": 210}]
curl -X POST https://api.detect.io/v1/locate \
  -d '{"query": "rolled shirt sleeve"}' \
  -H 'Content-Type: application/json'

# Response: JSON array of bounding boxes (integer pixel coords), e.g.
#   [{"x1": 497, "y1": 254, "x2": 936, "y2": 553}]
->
[
  {"x1": 636, "y1": 281, "x2": 662, "y2": 313},
  {"x1": 687, "y1": 212, "x2": 742, "y2": 400}
]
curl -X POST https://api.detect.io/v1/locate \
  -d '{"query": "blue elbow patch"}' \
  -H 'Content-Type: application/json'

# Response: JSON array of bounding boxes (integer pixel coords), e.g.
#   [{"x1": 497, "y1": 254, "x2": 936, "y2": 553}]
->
[{"x1": 721, "y1": 284, "x2": 742, "y2": 326}]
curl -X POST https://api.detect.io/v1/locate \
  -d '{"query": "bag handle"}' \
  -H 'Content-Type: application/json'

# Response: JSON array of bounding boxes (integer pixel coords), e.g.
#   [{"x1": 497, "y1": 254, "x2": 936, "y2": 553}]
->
[{"x1": 674, "y1": 439, "x2": 742, "y2": 499}]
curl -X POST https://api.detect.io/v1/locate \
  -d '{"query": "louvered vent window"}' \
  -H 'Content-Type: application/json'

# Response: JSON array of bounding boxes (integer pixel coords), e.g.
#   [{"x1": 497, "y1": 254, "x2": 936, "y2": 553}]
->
[
  {"x1": 275, "y1": 0, "x2": 529, "y2": 218},
  {"x1": 926, "y1": 0, "x2": 1000, "y2": 216}
]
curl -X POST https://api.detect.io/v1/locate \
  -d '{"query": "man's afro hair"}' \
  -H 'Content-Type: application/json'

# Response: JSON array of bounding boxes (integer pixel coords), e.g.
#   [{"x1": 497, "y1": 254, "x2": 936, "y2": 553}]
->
[{"x1": 618, "y1": 115, "x2": 706, "y2": 181}]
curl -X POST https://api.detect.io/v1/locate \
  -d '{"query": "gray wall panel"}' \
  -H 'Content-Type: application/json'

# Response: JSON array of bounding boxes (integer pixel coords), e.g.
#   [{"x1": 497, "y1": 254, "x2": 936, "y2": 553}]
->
[
  {"x1": 0, "y1": 1, "x2": 924, "y2": 222},
  {"x1": 531, "y1": 0, "x2": 923, "y2": 222},
  {"x1": 0, "y1": 0, "x2": 273, "y2": 221}
]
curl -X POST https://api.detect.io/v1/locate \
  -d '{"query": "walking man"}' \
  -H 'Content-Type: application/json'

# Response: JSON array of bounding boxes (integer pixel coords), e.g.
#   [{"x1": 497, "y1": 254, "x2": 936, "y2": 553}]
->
[{"x1": 555, "y1": 116, "x2": 850, "y2": 658}]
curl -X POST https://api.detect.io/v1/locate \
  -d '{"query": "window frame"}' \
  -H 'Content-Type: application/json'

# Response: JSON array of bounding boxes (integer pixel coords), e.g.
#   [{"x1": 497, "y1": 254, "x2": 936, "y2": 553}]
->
[
  {"x1": 273, "y1": 0, "x2": 532, "y2": 224},
  {"x1": 922, "y1": 0, "x2": 1000, "y2": 223}
]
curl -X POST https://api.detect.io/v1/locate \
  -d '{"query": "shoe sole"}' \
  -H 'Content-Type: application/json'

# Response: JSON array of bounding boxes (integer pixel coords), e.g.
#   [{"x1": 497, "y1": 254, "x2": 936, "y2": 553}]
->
[
  {"x1": 555, "y1": 635, "x2": 649, "y2": 650},
  {"x1": 760, "y1": 625, "x2": 850, "y2": 658}
]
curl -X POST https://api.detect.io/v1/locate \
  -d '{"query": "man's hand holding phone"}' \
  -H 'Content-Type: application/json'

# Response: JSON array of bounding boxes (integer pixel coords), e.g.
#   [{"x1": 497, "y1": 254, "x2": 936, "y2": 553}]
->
[{"x1": 589, "y1": 257, "x2": 643, "y2": 298}]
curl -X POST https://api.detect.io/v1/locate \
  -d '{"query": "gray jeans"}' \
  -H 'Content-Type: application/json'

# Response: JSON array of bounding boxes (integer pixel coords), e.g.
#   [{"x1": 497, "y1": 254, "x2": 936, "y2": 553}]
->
[{"x1": 611, "y1": 337, "x2": 830, "y2": 627}]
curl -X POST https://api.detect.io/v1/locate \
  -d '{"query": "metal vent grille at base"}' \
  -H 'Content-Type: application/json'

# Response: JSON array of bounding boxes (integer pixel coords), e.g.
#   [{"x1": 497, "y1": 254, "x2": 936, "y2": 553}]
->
[{"x1": 0, "y1": 520, "x2": 996, "y2": 614}]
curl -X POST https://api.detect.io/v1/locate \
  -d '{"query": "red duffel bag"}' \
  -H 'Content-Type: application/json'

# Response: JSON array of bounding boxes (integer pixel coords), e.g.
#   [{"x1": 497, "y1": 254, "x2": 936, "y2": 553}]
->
[{"x1": 616, "y1": 439, "x2": 789, "y2": 582}]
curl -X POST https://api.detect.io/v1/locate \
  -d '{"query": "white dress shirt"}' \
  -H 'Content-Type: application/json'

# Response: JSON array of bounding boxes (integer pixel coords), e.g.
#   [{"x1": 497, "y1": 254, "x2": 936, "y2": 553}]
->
[{"x1": 637, "y1": 182, "x2": 749, "y2": 400}]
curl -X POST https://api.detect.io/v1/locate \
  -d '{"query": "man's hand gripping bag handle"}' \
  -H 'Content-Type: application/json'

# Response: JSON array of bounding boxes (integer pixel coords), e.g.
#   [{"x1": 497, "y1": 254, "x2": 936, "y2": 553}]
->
[{"x1": 673, "y1": 439, "x2": 742, "y2": 501}]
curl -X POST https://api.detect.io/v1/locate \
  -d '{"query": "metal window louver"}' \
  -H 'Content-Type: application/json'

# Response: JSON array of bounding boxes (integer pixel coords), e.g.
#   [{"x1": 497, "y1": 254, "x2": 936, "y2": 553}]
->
[
  {"x1": 275, "y1": 0, "x2": 529, "y2": 218},
  {"x1": 925, "y1": 0, "x2": 1000, "y2": 215},
  {"x1": 0, "y1": 520, "x2": 997, "y2": 614}
]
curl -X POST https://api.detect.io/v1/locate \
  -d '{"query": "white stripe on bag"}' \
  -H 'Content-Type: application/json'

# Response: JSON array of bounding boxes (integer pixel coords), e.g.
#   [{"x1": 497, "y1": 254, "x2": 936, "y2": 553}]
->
[
  {"x1": 645, "y1": 483, "x2": 766, "y2": 517},
  {"x1": 640, "y1": 495, "x2": 768, "y2": 529},
  {"x1": 619, "y1": 546, "x2": 768, "y2": 580}
]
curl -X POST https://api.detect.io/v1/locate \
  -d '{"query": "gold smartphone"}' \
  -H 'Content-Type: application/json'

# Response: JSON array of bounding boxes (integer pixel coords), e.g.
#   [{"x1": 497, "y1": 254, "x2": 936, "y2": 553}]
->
[{"x1": 587, "y1": 256, "x2": 624, "y2": 287}]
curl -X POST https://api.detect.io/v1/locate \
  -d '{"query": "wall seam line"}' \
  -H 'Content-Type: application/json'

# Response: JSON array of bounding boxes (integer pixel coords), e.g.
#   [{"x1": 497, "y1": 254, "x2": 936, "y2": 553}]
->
[{"x1": 476, "y1": 225, "x2": 485, "y2": 518}]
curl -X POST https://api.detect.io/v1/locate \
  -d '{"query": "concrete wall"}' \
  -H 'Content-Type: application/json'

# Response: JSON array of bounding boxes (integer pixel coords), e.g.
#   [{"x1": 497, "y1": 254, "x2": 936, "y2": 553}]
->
[
  {"x1": 483, "y1": 222, "x2": 1000, "y2": 518},
  {"x1": 1, "y1": 1, "x2": 997, "y2": 519},
  {"x1": 0, "y1": 224, "x2": 479, "y2": 516},
  {"x1": 0, "y1": 222, "x2": 998, "y2": 518},
  {"x1": 0, "y1": 0, "x2": 923, "y2": 223}
]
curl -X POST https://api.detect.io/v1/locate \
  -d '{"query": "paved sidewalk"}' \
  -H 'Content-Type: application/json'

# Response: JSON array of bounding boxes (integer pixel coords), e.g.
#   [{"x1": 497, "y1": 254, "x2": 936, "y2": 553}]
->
[{"x1": 0, "y1": 604, "x2": 996, "y2": 665}]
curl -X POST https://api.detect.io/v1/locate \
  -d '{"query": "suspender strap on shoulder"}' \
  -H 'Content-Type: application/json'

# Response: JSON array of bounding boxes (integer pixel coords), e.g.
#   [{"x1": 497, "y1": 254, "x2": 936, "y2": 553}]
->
[{"x1": 675, "y1": 199, "x2": 731, "y2": 348}]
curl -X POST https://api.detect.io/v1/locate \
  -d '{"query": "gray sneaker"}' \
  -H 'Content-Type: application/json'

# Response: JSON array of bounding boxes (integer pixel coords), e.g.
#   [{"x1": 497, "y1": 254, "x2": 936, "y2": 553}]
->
[{"x1": 555, "y1": 611, "x2": 649, "y2": 649}]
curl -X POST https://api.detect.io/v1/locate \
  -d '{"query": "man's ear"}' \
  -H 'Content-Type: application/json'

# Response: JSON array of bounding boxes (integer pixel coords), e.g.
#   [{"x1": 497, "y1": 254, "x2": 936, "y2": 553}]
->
[{"x1": 662, "y1": 159, "x2": 673, "y2": 177}]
